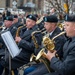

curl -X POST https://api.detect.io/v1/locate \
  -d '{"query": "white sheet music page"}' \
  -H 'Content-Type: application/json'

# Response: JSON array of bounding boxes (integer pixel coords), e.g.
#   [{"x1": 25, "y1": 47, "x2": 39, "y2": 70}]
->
[{"x1": 1, "y1": 31, "x2": 21, "y2": 58}]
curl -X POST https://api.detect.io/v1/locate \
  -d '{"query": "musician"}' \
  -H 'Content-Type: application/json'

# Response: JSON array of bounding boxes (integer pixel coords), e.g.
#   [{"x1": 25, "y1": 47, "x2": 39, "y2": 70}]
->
[
  {"x1": 3, "y1": 16, "x2": 20, "y2": 38},
  {"x1": 18, "y1": 14, "x2": 26, "y2": 24},
  {"x1": 0, "y1": 13, "x2": 3, "y2": 26},
  {"x1": 0, "y1": 16, "x2": 14, "y2": 50},
  {"x1": 44, "y1": 14, "x2": 75, "y2": 75},
  {"x1": 50, "y1": 8, "x2": 57, "y2": 16},
  {"x1": 23, "y1": 15, "x2": 66, "y2": 75},
  {"x1": 0, "y1": 16, "x2": 18, "y2": 75},
  {"x1": 12, "y1": 15, "x2": 23, "y2": 28},
  {"x1": 0, "y1": 14, "x2": 42, "y2": 74}
]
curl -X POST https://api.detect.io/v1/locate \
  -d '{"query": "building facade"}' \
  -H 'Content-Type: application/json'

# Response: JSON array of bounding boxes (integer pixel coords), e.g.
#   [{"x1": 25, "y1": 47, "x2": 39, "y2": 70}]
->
[
  {"x1": 0, "y1": 0, "x2": 75, "y2": 14},
  {"x1": 0, "y1": 0, "x2": 44, "y2": 14}
]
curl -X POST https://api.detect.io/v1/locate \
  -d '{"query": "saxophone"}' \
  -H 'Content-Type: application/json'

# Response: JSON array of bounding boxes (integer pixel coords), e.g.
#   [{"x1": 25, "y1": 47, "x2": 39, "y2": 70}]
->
[
  {"x1": 16, "y1": 24, "x2": 26, "y2": 37},
  {"x1": 30, "y1": 29, "x2": 47, "y2": 62},
  {"x1": 31, "y1": 31, "x2": 42, "y2": 49},
  {"x1": 36, "y1": 16, "x2": 44, "y2": 24},
  {"x1": 30, "y1": 31, "x2": 42, "y2": 62},
  {"x1": 16, "y1": 26, "x2": 24, "y2": 37},
  {"x1": 15, "y1": 25, "x2": 25, "y2": 44},
  {"x1": 36, "y1": 31, "x2": 65, "y2": 72}
]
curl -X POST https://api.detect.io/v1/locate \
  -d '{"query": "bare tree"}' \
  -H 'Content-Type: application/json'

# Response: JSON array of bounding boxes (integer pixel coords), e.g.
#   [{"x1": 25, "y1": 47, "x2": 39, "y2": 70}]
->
[{"x1": 45, "y1": 0, "x2": 73, "y2": 19}]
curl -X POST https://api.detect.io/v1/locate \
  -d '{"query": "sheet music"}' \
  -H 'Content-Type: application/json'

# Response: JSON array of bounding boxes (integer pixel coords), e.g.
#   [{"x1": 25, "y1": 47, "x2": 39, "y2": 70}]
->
[{"x1": 1, "y1": 31, "x2": 21, "y2": 58}]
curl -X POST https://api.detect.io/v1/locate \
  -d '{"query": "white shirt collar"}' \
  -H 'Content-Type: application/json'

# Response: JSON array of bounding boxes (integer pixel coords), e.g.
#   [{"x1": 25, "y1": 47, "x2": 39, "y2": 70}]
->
[{"x1": 49, "y1": 31, "x2": 54, "y2": 36}]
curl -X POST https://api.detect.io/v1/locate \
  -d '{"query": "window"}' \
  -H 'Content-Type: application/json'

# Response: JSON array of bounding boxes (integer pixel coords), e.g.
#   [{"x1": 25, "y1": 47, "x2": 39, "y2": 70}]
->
[
  {"x1": 27, "y1": 0, "x2": 30, "y2": 2},
  {"x1": 6, "y1": 0, "x2": 10, "y2": 7},
  {"x1": 33, "y1": 0, "x2": 36, "y2": 3}
]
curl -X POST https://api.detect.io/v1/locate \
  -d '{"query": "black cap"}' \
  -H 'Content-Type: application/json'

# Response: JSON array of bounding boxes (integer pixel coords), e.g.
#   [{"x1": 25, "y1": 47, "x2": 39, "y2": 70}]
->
[
  {"x1": 43, "y1": 15, "x2": 58, "y2": 23},
  {"x1": 13, "y1": 15, "x2": 18, "y2": 18},
  {"x1": 26, "y1": 14, "x2": 37, "y2": 21},
  {"x1": 0, "y1": 13, "x2": 2, "y2": 15},
  {"x1": 5, "y1": 16, "x2": 13, "y2": 21},
  {"x1": 33, "y1": 14, "x2": 38, "y2": 18},
  {"x1": 64, "y1": 14, "x2": 75, "y2": 22}
]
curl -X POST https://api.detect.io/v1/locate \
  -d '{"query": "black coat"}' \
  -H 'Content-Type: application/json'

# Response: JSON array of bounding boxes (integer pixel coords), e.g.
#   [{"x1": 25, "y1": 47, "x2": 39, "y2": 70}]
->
[
  {"x1": 35, "y1": 27, "x2": 66, "y2": 58},
  {"x1": 48, "y1": 37, "x2": 75, "y2": 75},
  {"x1": 12, "y1": 21, "x2": 23, "y2": 29},
  {"x1": 0, "y1": 25, "x2": 43, "y2": 69},
  {"x1": 50, "y1": 27, "x2": 66, "y2": 59}
]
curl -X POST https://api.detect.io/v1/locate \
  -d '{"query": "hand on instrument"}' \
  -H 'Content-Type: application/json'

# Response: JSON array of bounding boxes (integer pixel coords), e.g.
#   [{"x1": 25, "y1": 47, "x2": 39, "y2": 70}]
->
[
  {"x1": 15, "y1": 36, "x2": 22, "y2": 43},
  {"x1": 46, "y1": 50, "x2": 56, "y2": 61}
]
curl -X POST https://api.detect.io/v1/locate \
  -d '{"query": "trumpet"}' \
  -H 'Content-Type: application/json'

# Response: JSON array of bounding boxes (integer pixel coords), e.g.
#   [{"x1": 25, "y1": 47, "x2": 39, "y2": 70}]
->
[{"x1": 36, "y1": 31, "x2": 65, "y2": 60}]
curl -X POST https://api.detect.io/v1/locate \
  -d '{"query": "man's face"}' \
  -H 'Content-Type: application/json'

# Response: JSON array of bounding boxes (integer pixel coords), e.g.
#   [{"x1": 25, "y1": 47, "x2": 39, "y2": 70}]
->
[
  {"x1": 26, "y1": 18, "x2": 35, "y2": 29},
  {"x1": 13, "y1": 18, "x2": 18, "y2": 23},
  {"x1": 64, "y1": 22, "x2": 75, "y2": 37},
  {"x1": 44, "y1": 22, "x2": 55, "y2": 32},
  {"x1": 4, "y1": 20, "x2": 12, "y2": 28}
]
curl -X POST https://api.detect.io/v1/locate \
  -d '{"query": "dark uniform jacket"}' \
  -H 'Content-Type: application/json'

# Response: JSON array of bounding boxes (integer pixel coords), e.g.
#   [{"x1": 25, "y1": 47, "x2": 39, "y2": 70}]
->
[
  {"x1": 35, "y1": 27, "x2": 66, "y2": 58},
  {"x1": 8, "y1": 24, "x2": 18, "y2": 38},
  {"x1": 12, "y1": 21, "x2": 23, "y2": 29},
  {"x1": 48, "y1": 37, "x2": 75, "y2": 75},
  {"x1": 50, "y1": 27, "x2": 66, "y2": 58},
  {"x1": 0, "y1": 25, "x2": 42, "y2": 70}
]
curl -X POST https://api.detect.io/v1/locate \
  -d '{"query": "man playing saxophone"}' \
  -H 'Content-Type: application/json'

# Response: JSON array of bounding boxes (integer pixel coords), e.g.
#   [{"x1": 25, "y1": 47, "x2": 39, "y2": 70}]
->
[
  {"x1": 23, "y1": 15, "x2": 66, "y2": 75},
  {"x1": 0, "y1": 14, "x2": 42, "y2": 75},
  {"x1": 44, "y1": 14, "x2": 75, "y2": 75}
]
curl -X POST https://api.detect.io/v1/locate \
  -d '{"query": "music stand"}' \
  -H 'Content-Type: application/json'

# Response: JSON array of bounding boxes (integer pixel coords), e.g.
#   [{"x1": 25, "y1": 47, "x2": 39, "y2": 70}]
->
[{"x1": 1, "y1": 31, "x2": 21, "y2": 75}]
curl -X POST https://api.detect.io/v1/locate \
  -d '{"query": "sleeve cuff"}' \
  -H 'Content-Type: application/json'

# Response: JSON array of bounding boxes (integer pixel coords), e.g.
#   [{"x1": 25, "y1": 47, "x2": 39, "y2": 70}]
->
[
  {"x1": 18, "y1": 40, "x2": 25, "y2": 46},
  {"x1": 50, "y1": 57, "x2": 59, "y2": 64}
]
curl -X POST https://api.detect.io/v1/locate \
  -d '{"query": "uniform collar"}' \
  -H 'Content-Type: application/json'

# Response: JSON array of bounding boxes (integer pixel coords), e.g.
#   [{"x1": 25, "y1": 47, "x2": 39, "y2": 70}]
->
[{"x1": 49, "y1": 30, "x2": 54, "y2": 36}]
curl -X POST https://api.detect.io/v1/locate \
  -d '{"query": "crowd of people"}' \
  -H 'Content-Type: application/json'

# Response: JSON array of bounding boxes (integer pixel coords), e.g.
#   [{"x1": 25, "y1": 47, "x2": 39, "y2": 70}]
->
[{"x1": 0, "y1": 8, "x2": 75, "y2": 75}]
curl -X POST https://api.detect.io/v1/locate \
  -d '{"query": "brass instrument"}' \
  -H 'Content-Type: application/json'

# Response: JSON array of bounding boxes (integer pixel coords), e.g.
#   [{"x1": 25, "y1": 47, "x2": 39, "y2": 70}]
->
[
  {"x1": 30, "y1": 54, "x2": 40, "y2": 63},
  {"x1": 30, "y1": 54, "x2": 36, "y2": 62},
  {"x1": 30, "y1": 29, "x2": 47, "y2": 62},
  {"x1": 36, "y1": 31, "x2": 65, "y2": 60},
  {"x1": 31, "y1": 31, "x2": 40, "y2": 49},
  {"x1": 16, "y1": 26, "x2": 24, "y2": 37},
  {"x1": 16, "y1": 25, "x2": 25, "y2": 44},
  {"x1": 35, "y1": 31, "x2": 65, "y2": 72},
  {"x1": 57, "y1": 22, "x2": 64, "y2": 31},
  {"x1": 0, "y1": 26, "x2": 3, "y2": 29},
  {"x1": 31, "y1": 28, "x2": 46, "y2": 48},
  {"x1": 0, "y1": 26, "x2": 6, "y2": 31},
  {"x1": 36, "y1": 16, "x2": 44, "y2": 24},
  {"x1": 30, "y1": 31, "x2": 39, "y2": 62},
  {"x1": 30, "y1": 30, "x2": 42, "y2": 62}
]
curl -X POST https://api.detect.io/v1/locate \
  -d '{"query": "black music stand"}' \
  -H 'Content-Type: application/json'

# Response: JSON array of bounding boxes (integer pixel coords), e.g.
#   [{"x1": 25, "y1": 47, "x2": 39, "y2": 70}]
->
[{"x1": 1, "y1": 31, "x2": 21, "y2": 75}]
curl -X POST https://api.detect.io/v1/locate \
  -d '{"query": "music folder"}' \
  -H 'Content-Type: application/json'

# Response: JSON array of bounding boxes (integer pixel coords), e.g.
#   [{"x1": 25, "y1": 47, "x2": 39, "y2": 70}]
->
[{"x1": 1, "y1": 31, "x2": 21, "y2": 58}]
